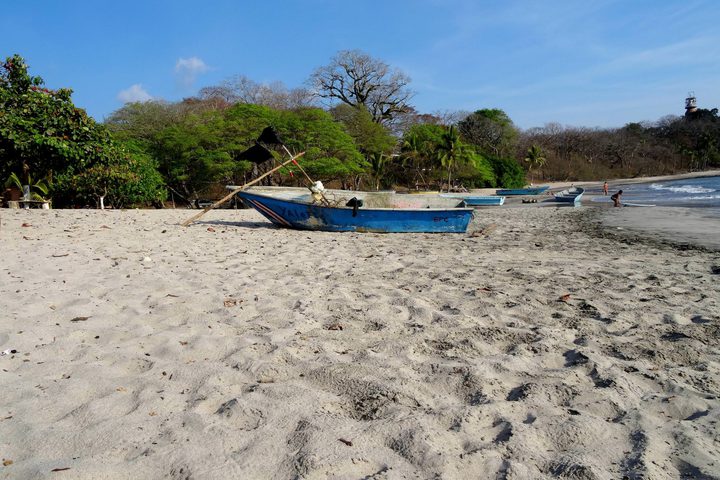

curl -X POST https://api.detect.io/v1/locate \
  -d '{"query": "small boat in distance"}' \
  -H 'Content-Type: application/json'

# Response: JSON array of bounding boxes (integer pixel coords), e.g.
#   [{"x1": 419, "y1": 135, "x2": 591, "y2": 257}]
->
[
  {"x1": 236, "y1": 190, "x2": 474, "y2": 233},
  {"x1": 496, "y1": 186, "x2": 549, "y2": 195},
  {"x1": 440, "y1": 194, "x2": 506, "y2": 206},
  {"x1": 554, "y1": 187, "x2": 585, "y2": 203}
]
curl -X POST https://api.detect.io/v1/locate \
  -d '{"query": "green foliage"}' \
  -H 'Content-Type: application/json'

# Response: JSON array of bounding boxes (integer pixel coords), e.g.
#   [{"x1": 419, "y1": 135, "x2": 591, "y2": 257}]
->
[
  {"x1": 0, "y1": 54, "x2": 166, "y2": 207},
  {"x1": 458, "y1": 108, "x2": 519, "y2": 158},
  {"x1": 435, "y1": 126, "x2": 465, "y2": 191},
  {"x1": 331, "y1": 104, "x2": 396, "y2": 188},
  {"x1": 487, "y1": 156, "x2": 526, "y2": 188},
  {"x1": 368, "y1": 153, "x2": 402, "y2": 190},
  {"x1": 398, "y1": 123, "x2": 497, "y2": 190},
  {"x1": 331, "y1": 104, "x2": 395, "y2": 156},
  {"x1": 663, "y1": 110, "x2": 720, "y2": 170},
  {"x1": 285, "y1": 107, "x2": 368, "y2": 182},
  {"x1": 54, "y1": 149, "x2": 166, "y2": 207},
  {"x1": 105, "y1": 100, "x2": 184, "y2": 144},
  {"x1": 524, "y1": 144, "x2": 547, "y2": 182},
  {"x1": 454, "y1": 152, "x2": 497, "y2": 188},
  {"x1": 151, "y1": 111, "x2": 248, "y2": 198},
  {"x1": 5, "y1": 171, "x2": 50, "y2": 201},
  {"x1": 113, "y1": 101, "x2": 369, "y2": 199},
  {"x1": 400, "y1": 124, "x2": 445, "y2": 186}
]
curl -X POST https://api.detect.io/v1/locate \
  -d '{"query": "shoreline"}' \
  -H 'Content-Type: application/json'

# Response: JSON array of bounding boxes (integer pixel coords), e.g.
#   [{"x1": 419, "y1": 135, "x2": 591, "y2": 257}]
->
[
  {"x1": 595, "y1": 206, "x2": 720, "y2": 252},
  {"x1": 544, "y1": 168, "x2": 720, "y2": 190},
  {"x1": 479, "y1": 170, "x2": 720, "y2": 251},
  {"x1": 467, "y1": 169, "x2": 720, "y2": 195}
]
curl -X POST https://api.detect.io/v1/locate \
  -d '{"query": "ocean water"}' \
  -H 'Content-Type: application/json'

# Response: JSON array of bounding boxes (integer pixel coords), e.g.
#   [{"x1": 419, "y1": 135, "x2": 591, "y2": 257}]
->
[{"x1": 590, "y1": 175, "x2": 720, "y2": 210}]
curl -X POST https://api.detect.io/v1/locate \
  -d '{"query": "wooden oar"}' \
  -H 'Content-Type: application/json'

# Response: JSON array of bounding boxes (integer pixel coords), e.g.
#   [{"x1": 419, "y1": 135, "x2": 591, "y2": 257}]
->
[{"x1": 180, "y1": 151, "x2": 305, "y2": 227}]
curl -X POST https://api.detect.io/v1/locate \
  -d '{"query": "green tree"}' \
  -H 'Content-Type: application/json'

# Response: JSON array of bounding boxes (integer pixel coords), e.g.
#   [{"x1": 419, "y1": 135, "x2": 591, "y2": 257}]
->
[
  {"x1": 487, "y1": 156, "x2": 526, "y2": 188},
  {"x1": 454, "y1": 152, "x2": 496, "y2": 188},
  {"x1": 458, "y1": 108, "x2": 519, "y2": 157},
  {"x1": 5, "y1": 171, "x2": 50, "y2": 201},
  {"x1": 524, "y1": 144, "x2": 547, "y2": 183},
  {"x1": 435, "y1": 126, "x2": 464, "y2": 191},
  {"x1": 331, "y1": 104, "x2": 396, "y2": 189},
  {"x1": 437, "y1": 126, "x2": 497, "y2": 191},
  {"x1": 0, "y1": 54, "x2": 166, "y2": 207},
  {"x1": 284, "y1": 108, "x2": 369, "y2": 188},
  {"x1": 124, "y1": 102, "x2": 369, "y2": 197},
  {"x1": 105, "y1": 100, "x2": 185, "y2": 144},
  {"x1": 152, "y1": 111, "x2": 248, "y2": 201},
  {"x1": 400, "y1": 124, "x2": 445, "y2": 189},
  {"x1": 399, "y1": 124, "x2": 495, "y2": 190}
]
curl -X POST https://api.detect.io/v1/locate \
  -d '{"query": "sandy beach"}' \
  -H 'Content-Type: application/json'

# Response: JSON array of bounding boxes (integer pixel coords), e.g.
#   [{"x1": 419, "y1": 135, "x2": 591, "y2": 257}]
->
[{"x1": 1, "y1": 203, "x2": 719, "y2": 479}]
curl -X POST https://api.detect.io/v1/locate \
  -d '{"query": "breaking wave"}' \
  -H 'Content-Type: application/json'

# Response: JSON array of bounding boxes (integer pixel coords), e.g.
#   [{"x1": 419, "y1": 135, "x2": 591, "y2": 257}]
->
[
  {"x1": 650, "y1": 183, "x2": 715, "y2": 194},
  {"x1": 680, "y1": 194, "x2": 720, "y2": 201}
]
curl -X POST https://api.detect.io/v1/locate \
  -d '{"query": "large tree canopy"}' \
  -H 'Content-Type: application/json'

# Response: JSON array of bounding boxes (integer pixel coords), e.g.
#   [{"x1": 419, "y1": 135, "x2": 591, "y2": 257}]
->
[
  {"x1": 458, "y1": 108, "x2": 519, "y2": 158},
  {"x1": 330, "y1": 104, "x2": 396, "y2": 189},
  {"x1": 309, "y1": 50, "x2": 413, "y2": 125},
  {"x1": 108, "y1": 101, "x2": 370, "y2": 200},
  {"x1": 0, "y1": 54, "x2": 166, "y2": 207},
  {"x1": 330, "y1": 104, "x2": 395, "y2": 157}
]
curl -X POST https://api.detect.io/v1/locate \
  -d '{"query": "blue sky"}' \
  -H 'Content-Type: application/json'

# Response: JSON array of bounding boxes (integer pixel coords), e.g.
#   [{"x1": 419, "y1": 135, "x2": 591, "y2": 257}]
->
[{"x1": 3, "y1": 0, "x2": 719, "y2": 129}]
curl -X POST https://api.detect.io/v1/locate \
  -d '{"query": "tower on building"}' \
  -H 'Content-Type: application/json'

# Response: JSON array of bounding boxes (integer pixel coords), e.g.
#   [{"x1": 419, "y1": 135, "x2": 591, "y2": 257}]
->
[{"x1": 685, "y1": 92, "x2": 698, "y2": 115}]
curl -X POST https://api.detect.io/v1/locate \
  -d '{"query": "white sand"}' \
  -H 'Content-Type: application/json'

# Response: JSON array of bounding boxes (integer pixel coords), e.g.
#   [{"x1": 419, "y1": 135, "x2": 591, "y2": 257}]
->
[{"x1": 1, "y1": 207, "x2": 719, "y2": 479}]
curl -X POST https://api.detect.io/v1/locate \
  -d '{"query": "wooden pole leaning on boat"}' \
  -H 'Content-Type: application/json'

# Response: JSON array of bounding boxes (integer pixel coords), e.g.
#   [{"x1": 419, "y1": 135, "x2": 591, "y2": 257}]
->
[
  {"x1": 180, "y1": 151, "x2": 305, "y2": 227},
  {"x1": 279, "y1": 145, "x2": 331, "y2": 206}
]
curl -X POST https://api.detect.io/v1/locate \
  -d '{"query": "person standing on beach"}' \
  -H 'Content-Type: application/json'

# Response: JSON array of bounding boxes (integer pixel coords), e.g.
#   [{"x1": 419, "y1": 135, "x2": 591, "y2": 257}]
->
[
  {"x1": 611, "y1": 190, "x2": 623, "y2": 207},
  {"x1": 603, "y1": 181, "x2": 609, "y2": 195}
]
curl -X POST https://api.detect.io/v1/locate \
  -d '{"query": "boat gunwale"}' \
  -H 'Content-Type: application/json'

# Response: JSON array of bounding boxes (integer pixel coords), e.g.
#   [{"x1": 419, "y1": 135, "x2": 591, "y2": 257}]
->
[{"x1": 237, "y1": 191, "x2": 474, "y2": 213}]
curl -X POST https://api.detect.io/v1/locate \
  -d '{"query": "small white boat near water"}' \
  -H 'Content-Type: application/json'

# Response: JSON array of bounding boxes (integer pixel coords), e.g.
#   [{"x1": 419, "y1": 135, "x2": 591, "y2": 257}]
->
[{"x1": 554, "y1": 187, "x2": 585, "y2": 203}]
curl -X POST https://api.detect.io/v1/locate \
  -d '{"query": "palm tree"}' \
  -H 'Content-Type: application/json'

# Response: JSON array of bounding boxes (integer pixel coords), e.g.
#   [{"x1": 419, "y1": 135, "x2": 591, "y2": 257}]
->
[
  {"x1": 5, "y1": 171, "x2": 50, "y2": 202},
  {"x1": 524, "y1": 144, "x2": 547, "y2": 183},
  {"x1": 435, "y1": 126, "x2": 467, "y2": 192},
  {"x1": 369, "y1": 152, "x2": 389, "y2": 190},
  {"x1": 401, "y1": 133, "x2": 432, "y2": 189}
]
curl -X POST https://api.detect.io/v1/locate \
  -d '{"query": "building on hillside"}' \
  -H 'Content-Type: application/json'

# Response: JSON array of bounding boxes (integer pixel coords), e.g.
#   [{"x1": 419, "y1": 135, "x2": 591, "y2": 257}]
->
[{"x1": 685, "y1": 92, "x2": 698, "y2": 116}]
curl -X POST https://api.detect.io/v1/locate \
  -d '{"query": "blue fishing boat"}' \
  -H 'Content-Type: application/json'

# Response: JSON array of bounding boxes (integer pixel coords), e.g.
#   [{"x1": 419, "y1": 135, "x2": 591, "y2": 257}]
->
[
  {"x1": 496, "y1": 186, "x2": 549, "y2": 195},
  {"x1": 440, "y1": 194, "x2": 506, "y2": 206},
  {"x1": 237, "y1": 191, "x2": 474, "y2": 233},
  {"x1": 554, "y1": 187, "x2": 584, "y2": 203}
]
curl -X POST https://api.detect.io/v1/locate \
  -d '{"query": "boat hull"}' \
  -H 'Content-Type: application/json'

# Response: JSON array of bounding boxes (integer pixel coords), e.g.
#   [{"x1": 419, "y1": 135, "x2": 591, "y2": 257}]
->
[
  {"x1": 554, "y1": 187, "x2": 584, "y2": 203},
  {"x1": 237, "y1": 191, "x2": 474, "y2": 233},
  {"x1": 496, "y1": 186, "x2": 549, "y2": 195},
  {"x1": 440, "y1": 194, "x2": 505, "y2": 206}
]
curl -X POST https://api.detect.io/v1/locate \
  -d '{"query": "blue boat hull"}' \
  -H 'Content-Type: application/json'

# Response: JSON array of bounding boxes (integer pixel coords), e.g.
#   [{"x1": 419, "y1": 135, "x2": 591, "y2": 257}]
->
[
  {"x1": 238, "y1": 192, "x2": 474, "y2": 233},
  {"x1": 440, "y1": 194, "x2": 505, "y2": 206},
  {"x1": 496, "y1": 186, "x2": 549, "y2": 195}
]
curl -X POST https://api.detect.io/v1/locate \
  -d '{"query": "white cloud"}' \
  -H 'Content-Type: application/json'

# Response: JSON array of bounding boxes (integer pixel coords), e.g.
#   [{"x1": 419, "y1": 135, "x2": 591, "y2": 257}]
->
[
  {"x1": 117, "y1": 84, "x2": 153, "y2": 103},
  {"x1": 175, "y1": 56, "x2": 209, "y2": 88}
]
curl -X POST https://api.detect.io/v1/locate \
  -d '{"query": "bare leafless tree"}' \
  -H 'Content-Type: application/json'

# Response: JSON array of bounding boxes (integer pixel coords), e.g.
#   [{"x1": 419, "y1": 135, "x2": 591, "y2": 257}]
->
[
  {"x1": 309, "y1": 50, "x2": 414, "y2": 125},
  {"x1": 199, "y1": 75, "x2": 315, "y2": 110}
]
